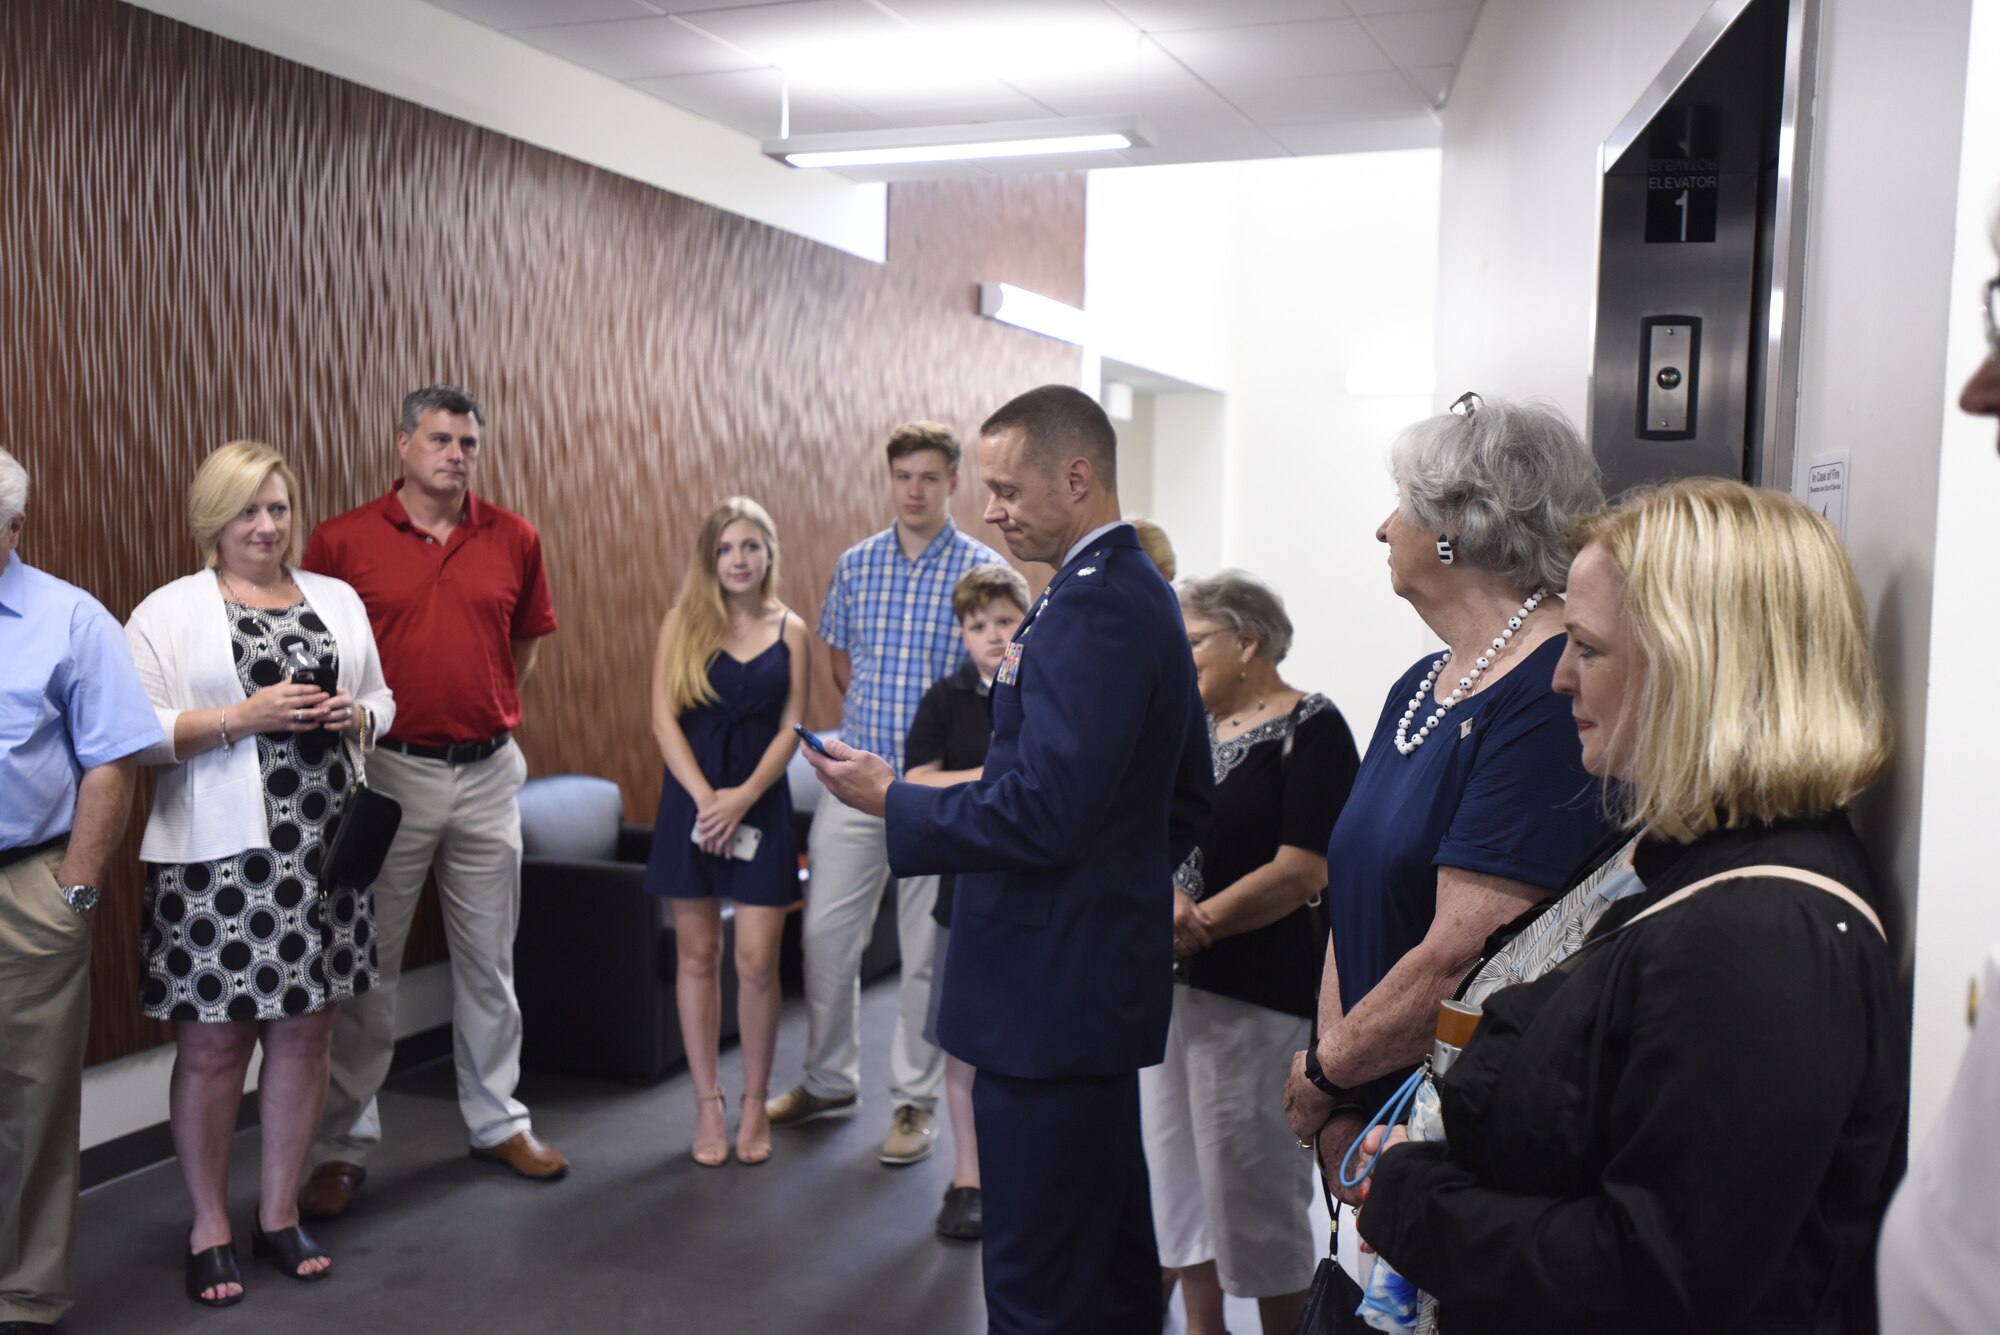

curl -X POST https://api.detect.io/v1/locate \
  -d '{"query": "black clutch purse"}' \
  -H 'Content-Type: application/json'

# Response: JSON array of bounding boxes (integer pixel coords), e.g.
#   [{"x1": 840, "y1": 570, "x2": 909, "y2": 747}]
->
[{"x1": 322, "y1": 731, "x2": 402, "y2": 890}]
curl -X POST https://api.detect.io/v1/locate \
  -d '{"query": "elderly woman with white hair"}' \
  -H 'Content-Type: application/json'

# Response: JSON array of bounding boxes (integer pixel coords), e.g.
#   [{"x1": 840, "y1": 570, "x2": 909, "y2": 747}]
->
[
  {"x1": 1143, "y1": 570, "x2": 1359, "y2": 1335},
  {"x1": 1282, "y1": 397, "x2": 1613, "y2": 1250},
  {"x1": 125, "y1": 442, "x2": 393, "y2": 1307}
]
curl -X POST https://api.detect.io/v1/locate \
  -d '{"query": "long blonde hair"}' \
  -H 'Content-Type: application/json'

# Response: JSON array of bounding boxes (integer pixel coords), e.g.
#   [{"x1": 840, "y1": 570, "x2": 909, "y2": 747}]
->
[
  {"x1": 1573, "y1": 477, "x2": 1889, "y2": 842},
  {"x1": 663, "y1": 497, "x2": 781, "y2": 714}
]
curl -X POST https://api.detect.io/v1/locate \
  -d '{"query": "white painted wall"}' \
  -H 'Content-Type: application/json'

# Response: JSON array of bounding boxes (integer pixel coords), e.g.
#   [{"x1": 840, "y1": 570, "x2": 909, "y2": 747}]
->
[
  {"x1": 1087, "y1": 164, "x2": 1237, "y2": 393},
  {"x1": 1435, "y1": 0, "x2": 1979, "y2": 1134},
  {"x1": 1910, "y1": 0, "x2": 2000, "y2": 1140},
  {"x1": 1790, "y1": 0, "x2": 1970, "y2": 1035},
  {"x1": 1435, "y1": 0, "x2": 1717, "y2": 421},
  {"x1": 120, "y1": 0, "x2": 888, "y2": 262},
  {"x1": 1087, "y1": 153, "x2": 1443, "y2": 731}
]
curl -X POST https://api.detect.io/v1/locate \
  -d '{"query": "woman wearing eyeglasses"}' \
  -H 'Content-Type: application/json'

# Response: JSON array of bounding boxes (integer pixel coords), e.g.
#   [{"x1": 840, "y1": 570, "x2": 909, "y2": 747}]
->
[{"x1": 1280, "y1": 397, "x2": 1613, "y2": 1268}]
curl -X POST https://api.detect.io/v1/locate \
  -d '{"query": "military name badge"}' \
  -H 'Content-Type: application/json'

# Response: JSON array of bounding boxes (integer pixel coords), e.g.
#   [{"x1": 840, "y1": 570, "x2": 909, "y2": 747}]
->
[{"x1": 996, "y1": 639, "x2": 1025, "y2": 686}]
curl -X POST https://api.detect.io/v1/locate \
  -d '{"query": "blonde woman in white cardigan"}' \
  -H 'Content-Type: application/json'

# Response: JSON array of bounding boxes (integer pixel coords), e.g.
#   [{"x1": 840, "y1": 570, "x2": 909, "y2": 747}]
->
[{"x1": 125, "y1": 442, "x2": 393, "y2": 1308}]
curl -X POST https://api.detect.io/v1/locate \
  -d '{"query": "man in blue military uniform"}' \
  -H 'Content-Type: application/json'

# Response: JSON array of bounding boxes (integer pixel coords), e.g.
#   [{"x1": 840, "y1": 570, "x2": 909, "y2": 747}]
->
[{"x1": 805, "y1": 385, "x2": 1212, "y2": 1334}]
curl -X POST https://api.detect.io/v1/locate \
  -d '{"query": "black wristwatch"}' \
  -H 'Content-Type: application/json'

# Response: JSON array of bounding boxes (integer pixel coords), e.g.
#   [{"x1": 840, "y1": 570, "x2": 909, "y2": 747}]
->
[{"x1": 1302, "y1": 1042, "x2": 1344, "y2": 1100}]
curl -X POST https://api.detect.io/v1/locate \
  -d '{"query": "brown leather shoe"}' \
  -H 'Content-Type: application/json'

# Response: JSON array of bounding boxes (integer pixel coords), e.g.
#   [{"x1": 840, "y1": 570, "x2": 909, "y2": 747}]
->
[
  {"x1": 468, "y1": 1130, "x2": 569, "y2": 1180},
  {"x1": 298, "y1": 1161, "x2": 366, "y2": 1220}
]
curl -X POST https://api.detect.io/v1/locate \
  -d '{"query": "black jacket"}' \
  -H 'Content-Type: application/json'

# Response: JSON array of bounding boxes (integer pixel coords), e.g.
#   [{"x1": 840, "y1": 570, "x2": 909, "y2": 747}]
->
[{"x1": 1358, "y1": 814, "x2": 1908, "y2": 1335}]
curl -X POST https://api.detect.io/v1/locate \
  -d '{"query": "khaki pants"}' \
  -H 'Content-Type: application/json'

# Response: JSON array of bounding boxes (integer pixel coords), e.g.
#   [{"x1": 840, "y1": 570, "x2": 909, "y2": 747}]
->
[
  {"x1": 313, "y1": 741, "x2": 532, "y2": 1163},
  {"x1": 0, "y1": 845, "x2": 90, "y2": 1325},
  {"x1": 800, "y1": 799, "x2": 943, "y2": 1108}
]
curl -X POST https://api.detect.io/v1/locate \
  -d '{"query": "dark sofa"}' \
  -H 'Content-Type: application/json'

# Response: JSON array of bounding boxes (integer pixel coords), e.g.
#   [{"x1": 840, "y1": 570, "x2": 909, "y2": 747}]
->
[{"x1": 513, "y1": 743, "x2": 901, "y2": 1084}]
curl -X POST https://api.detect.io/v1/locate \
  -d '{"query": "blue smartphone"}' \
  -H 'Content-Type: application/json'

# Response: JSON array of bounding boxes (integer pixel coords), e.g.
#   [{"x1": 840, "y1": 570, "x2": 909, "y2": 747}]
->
[{"x1": 793, "y1": 724, "x2": 833, "y2": 757}]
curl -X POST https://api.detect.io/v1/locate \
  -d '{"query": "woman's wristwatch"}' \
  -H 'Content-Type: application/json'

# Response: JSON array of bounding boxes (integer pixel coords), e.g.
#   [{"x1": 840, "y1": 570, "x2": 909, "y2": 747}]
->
[{"x1": 1303, "y1": 1044, "x2": 1345, "y2": 1100}]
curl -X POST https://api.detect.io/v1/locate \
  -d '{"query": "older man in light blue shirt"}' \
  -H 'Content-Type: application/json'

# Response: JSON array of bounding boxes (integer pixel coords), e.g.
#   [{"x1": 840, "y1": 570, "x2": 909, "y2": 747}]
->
[{"x1": 0, "y1": 446, "x2": 161, "y2": 1332}]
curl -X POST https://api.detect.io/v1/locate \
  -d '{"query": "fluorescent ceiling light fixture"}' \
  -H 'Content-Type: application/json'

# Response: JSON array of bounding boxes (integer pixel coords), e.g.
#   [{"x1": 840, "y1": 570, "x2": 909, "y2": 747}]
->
[
  {"x1": 979, "y1": 283, "x2": 1089, "y2": 346},
  {"x1": 765, "y1": 116, "x2": 1149, "y2": 171}
]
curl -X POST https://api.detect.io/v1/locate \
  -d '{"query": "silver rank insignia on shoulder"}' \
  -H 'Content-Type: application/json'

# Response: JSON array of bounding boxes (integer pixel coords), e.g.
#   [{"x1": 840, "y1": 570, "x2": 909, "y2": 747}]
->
[{"x1": 1077, "y1": 566, "x2": 1097, "y2": 577}]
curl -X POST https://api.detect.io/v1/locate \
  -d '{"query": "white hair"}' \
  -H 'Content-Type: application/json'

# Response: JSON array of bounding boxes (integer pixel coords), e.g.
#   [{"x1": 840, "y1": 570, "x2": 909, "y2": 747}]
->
[
  {"x1": 0, "y1": 449, "x2": 27, "y2": 531},
  {"x1": 1389, "y1": 398, "x2": 1604, "y2": 591}
]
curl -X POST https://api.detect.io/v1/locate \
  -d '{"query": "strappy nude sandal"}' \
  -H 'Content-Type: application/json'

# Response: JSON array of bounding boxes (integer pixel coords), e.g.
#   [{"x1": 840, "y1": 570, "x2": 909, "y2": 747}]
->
[
  {"x1": 736, "y1": 1089, "x2": 772, "y2": 1166},
  {"x1": 692, "y1": 1091, "x2": 729, "y2": 1167}
]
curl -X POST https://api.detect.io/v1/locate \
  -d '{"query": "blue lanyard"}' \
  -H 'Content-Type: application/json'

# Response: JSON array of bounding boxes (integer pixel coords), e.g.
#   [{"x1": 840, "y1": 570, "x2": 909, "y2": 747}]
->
[{"x1": 1338, "y1": 1066, "x2": 1428, "y2": 1190}]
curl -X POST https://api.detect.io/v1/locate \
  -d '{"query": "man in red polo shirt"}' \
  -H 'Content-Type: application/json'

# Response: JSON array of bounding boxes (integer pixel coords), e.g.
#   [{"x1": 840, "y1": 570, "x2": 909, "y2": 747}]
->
[{"x1": 297, "y1": 384, "x2": 565, "y2": 1218}]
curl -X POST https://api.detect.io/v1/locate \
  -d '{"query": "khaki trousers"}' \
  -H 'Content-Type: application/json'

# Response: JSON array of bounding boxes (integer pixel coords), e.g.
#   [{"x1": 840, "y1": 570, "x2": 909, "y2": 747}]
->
[
  {"x1": 313, "y1": 741, "x2": 532, "y2": 1162},
  {"x1": 0, "y1": 846, "x2": 90, "y2": 1326},
  {"x1": 800, "y1": 799, "x2": 943, "y2": 1108}
]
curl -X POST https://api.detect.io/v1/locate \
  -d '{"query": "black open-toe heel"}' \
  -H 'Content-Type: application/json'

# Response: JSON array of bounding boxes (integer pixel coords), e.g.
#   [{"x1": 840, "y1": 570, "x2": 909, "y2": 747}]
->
[
  {"x1": 251, "y1": 1223, "x2": 331, "y2": 1282},
  {"x1": 185, "y1": 1232, "x2": 244, "y2": 1307}
]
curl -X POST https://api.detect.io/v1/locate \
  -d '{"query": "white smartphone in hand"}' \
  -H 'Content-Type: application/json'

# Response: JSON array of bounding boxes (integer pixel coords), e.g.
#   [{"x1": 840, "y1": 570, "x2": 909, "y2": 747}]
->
[{"x1": 692, "y1": 824, "x2": 763, "y2": 862}]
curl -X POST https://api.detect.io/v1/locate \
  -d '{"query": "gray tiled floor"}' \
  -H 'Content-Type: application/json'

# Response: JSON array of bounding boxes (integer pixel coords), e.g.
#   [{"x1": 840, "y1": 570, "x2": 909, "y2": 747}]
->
[
  {"x1": 72, "y1": 982, "x2": 986, "y2": 1334},
  {"x1": 71, "y1": 980, "x2": 1297, "y2": 1333}
]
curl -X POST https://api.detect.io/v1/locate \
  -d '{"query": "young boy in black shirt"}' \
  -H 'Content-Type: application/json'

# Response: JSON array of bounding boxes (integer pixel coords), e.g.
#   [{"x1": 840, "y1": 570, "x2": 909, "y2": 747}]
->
[{"x1": 902, "y1": 563, "x2": 1031, "y2": 1241}]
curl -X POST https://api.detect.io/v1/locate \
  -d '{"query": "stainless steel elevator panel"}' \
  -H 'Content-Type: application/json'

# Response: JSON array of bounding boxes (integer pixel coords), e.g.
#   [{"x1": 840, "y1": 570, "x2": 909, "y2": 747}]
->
[{"x1": 1589, "y1": 0, "x2": 1818, "y2": 498}]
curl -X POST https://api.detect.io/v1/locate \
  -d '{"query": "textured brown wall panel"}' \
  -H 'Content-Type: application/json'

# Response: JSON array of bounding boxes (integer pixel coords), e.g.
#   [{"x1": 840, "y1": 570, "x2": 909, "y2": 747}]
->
[{"x1": 0, "y1": 0, "x2": 1081, "y2": 1066}]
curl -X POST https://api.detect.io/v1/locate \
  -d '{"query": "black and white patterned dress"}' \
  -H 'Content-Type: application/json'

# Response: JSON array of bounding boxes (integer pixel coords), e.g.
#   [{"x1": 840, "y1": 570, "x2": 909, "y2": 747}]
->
[{"x1": 140, "y1": 600, "x2": 380, "y2": 1022}]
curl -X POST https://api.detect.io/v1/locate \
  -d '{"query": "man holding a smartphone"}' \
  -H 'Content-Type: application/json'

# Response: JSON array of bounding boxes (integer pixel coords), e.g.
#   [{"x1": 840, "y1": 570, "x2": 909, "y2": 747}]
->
[
  {"x1": 805, "y1": 386, "x2": 1213, "y2": 1334},
  {"x1": 296, "y1": 385, "x2": 564, "y2": 1219},
  {"x1": 766, "y1": 422, "x2": 1005, "y2": 1170}
]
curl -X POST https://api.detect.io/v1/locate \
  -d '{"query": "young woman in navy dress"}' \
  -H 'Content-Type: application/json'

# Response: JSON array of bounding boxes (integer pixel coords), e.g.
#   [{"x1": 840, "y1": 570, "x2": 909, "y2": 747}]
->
[{"x1": 645, "y1": 497, "x2": 808, "y2": 1166}]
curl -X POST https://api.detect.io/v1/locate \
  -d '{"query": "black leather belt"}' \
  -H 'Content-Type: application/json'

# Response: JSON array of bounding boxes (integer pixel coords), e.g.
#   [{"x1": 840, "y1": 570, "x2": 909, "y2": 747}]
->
[
  {"x1": 378, "y1": 732, "x2": 511, "y2": 765},
  {"x1": 0, "y1": 833, "x2": 67, "y2": 870}
]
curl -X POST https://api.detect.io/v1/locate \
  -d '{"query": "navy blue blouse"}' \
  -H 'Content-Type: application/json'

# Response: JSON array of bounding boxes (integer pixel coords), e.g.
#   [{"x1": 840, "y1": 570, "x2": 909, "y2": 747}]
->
[{"x1": 1326, "y1": 634, "x2": 1610, "y2": 1111}]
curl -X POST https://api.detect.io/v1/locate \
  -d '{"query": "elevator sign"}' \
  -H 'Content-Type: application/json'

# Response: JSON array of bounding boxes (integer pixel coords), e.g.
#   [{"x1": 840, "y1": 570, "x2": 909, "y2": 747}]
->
[
  {"x1": 1645, "y1": 107, "x2": 1720, "y2": 243},
  {"x1": 1807, "y1": 452, "x2": 1850, "y2": 538}
]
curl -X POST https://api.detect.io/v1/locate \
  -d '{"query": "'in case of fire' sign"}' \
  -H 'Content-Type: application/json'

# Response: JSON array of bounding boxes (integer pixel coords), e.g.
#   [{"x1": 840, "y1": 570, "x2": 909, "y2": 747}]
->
[{"x1": 1645, "y1": 106, "x2": 1720, "y2": 243}]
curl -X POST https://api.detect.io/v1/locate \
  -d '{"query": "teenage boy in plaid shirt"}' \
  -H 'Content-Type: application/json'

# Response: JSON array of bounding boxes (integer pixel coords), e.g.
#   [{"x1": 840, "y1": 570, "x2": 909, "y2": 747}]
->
[{"x1": 766, "y1": 422, "x2": 1004, "y2": 1165}]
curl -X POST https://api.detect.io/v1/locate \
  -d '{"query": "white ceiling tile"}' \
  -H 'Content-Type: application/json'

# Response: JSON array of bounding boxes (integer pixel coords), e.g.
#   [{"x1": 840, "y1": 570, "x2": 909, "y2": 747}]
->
[
  {"x1": 629, "y1": 67, "x2": 888, "y2": 136},
  {"x1": 1023, "y1": 80, "x2": 1245, "y2": 132},
  {"x1": 883, "y1": 0, "x2": 1136, "y2": 25},
  {"x1": 1406, "y1": 63, "x2": 1454, "y2": 104},
  {"x1": 858, "y1": 98, "x2": 1059, "y2": 128},
  {"x1": 1151, "y1": 19, "x2": 1388, "y2": 85},
  {"x1": 1357, "y1": 7, "x2": 1476, "y2": 68},
  {"x1": 1345, "y1": 0, "x2": 1478, "y2": 15},
  {"x1": 1106, "y1": 0, "x2": 1353, "y2": 33},
  {"x1": 1226, "y1": 69, "x2": 1428, "y2": 126},
  {"x1": 671, "y1": 0, "x2": 907, "y2": 56},
  {"x1": 427, "y1": 0, "x2": 659, "y2": 27},
  {"x1": 508, "y1": 17, "x2": 762, "y2": 79},
  {"x1": 1265, "y1": 114, "x2": 1441, "y2": 155},
  {"x1": 996, "y1": 38, "x2": 1200, "y2": 110},
  {"x1": 807, "y1": 70, "x2": 1039, "y2": 114},
  {"x1": 647, "y1": 0, "x2": 806, "y2": 10},
  {"x1": 882, "y1": 2, "x2": 1154, "y2": 95},
  {"x1": 436, "y1": 0, "x2": 1478, "y2": 173}
]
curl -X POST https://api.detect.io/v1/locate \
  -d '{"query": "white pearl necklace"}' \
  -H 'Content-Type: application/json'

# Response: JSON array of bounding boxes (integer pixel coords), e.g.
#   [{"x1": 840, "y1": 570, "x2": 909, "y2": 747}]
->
[{"x1": 1395, "y1": 588, "x2": 1549, "y2": 756}]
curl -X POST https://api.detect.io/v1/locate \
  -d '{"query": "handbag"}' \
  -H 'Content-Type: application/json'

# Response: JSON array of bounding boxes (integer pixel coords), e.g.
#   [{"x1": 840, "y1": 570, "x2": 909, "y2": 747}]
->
[
  {"x1": 1294, "y1": 1123, "x2": 1382, "y2": 1335},
  {"x1": 321, "y1": 730, "x2": 402, "y2": 891}
]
